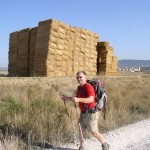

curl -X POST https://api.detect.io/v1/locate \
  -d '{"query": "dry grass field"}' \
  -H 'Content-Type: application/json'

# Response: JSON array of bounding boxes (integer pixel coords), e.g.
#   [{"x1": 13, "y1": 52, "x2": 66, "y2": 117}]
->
[{"x1": 0, "y1": 73, "x2": 150, "y2": 149}]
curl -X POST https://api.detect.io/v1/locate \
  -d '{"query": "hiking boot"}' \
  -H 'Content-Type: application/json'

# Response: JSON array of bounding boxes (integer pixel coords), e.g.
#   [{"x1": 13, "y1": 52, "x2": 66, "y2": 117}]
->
[
  {"x1": 79, "y1": 146, "x2": 85, "y2": 150},
  {"x1": 101, "y1": 142, "x2": 109, "y2": 150}
]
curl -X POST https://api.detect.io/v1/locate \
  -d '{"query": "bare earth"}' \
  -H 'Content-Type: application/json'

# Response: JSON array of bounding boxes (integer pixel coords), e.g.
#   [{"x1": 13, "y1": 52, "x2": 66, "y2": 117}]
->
[{"x1": 51, "y1": 118, "x2": 150, "y2": 150}]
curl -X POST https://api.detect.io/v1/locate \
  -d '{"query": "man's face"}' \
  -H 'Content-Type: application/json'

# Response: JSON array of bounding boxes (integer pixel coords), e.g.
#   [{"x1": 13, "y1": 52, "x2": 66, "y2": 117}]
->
[{"x1": 76, "y1": 73, "x2": 86, "y2": 85}]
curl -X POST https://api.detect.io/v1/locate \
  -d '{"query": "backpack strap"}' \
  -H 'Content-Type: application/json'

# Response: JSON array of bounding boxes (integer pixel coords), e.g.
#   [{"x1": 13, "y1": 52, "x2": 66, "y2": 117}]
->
[{"x1": 83, "y1": 83, "x2": 97, "y2": 113}]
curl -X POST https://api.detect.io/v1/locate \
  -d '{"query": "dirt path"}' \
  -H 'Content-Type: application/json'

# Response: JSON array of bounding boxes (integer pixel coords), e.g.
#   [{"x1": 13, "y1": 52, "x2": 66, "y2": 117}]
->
[{"x1": 52, "y1": 118, "x2": 150, "y2": 150}]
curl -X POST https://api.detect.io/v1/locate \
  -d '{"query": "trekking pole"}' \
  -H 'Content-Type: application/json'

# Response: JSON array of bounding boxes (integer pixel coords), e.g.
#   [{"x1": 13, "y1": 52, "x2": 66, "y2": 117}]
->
[
  {"x1": 103, "y1": 98, "x2": 107, "y2": 120},
  {"x1": 62, "y1": 95, "x2": 79, "y2": 148},
  {"x1": 74, "y1": 103, "x2": 84, "y2": 145},
  {"x1": 63, "y1": 96, "x2": 70, "y2": 117}
]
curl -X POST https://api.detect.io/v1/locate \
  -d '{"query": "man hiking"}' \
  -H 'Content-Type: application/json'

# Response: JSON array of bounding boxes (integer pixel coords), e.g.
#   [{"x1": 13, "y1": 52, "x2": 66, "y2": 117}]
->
[{"x1": 61, "y1": 71, "x2": 109, "y2": 150}]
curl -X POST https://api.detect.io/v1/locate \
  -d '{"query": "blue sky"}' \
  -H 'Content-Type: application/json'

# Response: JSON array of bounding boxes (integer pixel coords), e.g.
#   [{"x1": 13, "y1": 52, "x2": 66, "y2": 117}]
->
[{"x1": 0, "y1": 0, "x2": 150, "y2": 67}]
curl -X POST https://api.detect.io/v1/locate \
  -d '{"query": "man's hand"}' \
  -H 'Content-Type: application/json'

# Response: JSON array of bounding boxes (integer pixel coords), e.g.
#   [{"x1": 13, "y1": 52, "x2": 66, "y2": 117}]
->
[
  {"x1": 60, "y1": 95, "x2": 67, "y2": 101},
  {"x1": 60, "y1": 95, "x2": 75, "y2": 102},
  {"x1": 72, "y1": 97, "x2": 79, "y2": 103}
]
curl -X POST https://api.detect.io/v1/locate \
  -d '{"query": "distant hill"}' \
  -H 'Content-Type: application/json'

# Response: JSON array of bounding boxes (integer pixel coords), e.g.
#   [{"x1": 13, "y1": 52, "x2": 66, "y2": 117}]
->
[{"x1": 118, "y1": 60, "x2": 150, "y2": 68}]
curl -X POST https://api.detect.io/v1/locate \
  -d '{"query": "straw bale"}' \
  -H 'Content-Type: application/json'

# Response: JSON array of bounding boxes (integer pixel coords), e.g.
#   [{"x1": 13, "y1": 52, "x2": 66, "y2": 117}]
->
[
  {"x1": 78, "y1": 61, "x2": 84, "y2": 67},
  {"x1": 68, "y1": 45, "x2": 74, "y2": 52},
  {"x1": 47, "y1": 54, "x2": 56, "y2": 61},
  {"x1": 65, "y1": 24, "x2": 70, "y2": 30},
  {"x1": 9, "y1": 54, "x2": 17, "y2": 63},
  {"x1": 85, "y1": 43, "x2": 90, "y2": 49},
  {"x1": 90, "y1": 54, "x2": 95, "y2": 59},
  {"x1": 49, "y1": 36, "x2": 57, "y2": 43},
  {"x1": 48, "y1": 48, "x2": 56, "y2": 55},
  {"x1": 35, "y1": 43, "x2": 48, "y2": 52},
  {"x1": 97, "y1": 41, "x2": 109, "y2": 47},
  {"x1": 62, "y1": 66, "x2": 67, "y2": 72},
  {"x1": 49, "y1": 42, "x2": 57, "y2": 49},
  {"x1": 49, "y1": 30, "x2": 58, "y2": 38},
  {"x1": 34, "y1": 58, "x2": 47, "y2": 64},
  {"x1": 80, "y1": 37, "x2": 85, "y2": 44},
  {"x1": 70, "y1": 26, "x2": 76, "y2": 33},
  {"x1": 46, "y1": 65, "x2": 55, "y2": 72},
  {"x1": 34, "y1": 52, "x2": 47, "y2": 58},
  {"x1": 99, "y1": 56, "x2": 113, "y2": 64},
  {"x1": 65, "y1": 30, "x2": 70, "y2": 36},
  {"x1": 50, "y1": 25, "x2": 58, "y2": 32},
  {"x1": 10, "y1": 31, "x2": 19, "y2": 39},
  {"x1": 61, "y1": 61, "x2": 67, "y2": 66},
  {"x1": 74, "y1": 61, "x2": 79, "y2": 66},
  {"x1": 74, "y1": 46, "x2": 81, "y2": 51},
  {"x1": 57, "y1": 44, "x2": 64, "y2": 50},
  {"x1": 81, "y1": 29, "x2": 88, "y2": 35},
  {"x1": 66, "y1": 66, "x2": 73, "y2": 72},
  {"x1": 50, "y1": 19, "x2": 59, "y2": 25},
  {"x1": 34, "y1": 63, "x2": 47, "y2": 69},
  {"x1": 79, "y1": 66, "x2": 84, "y2": 71},
  {"x1": 58, "y1": 32, "x2": 65, "y2": 39},
  {"x1": 64, "y1": 40, "x2": 69, "y2": 47},
  {"x1": 99, "y1": 63, "x2": 112, "y2": 70},
  {"x1": 84, "y1": 48, "x2": 90, "y2": 54},
  {"x1": 75, "y1": 40, "x2": 81, "y2": 47},
  {"x1": 35, "y1": 47, "x2": 48, "y2": 54},
  {"x1": 29, "y1": 28, "x2": 37, "y2": 73},
  {"x1": 98, "y1": 46, "x2": 113, "y2": 51},
  {"x1": 62, "y1": 50, "x2": 68, "y2": 56},
  {"x1": 74, "y1": 50, "x2": 80, "y2": 56},
  {"x1": 54, "y1": 71, "x2": 63, "y2": 77},
  {"x1": 17, "y1": 56, "x2": 28, "y2": 62},
  {"x1": 73, "y1": 55, "x2": 79, "y2": 61},
  {"x1": 75, "y1": 29, "x2": 80, "y2": 37},
  {"x1": 98, "y1": 50, "x2": 113, "y2": 56},
  {"x1": 112, "y1": 56, "x2": 118, "y2": 61},
  {"x1": 69, "y1": 32, "x2": 75, "y2": 40},
  {"x1": 85, "y1": 34, "x2": 91, "y2": 41},
  {"x1": 56, "y1": 49, "x2": 63, "y2": 55},
  {"x1": 80, "y1": 48, "x2": 85, "y2": 53},
  {"x1": 63, "y1": 46, "x2": 69, "y2": 56},
  {"x1": 92, "y1": 49, "x2": 97, "y2": 55},
  {"x1": 55, "y1": 67, "x2": 61, "y2": 72},
  {"x1": 9, "y1": 48, "x2": 18, "y2": 53},
  {"x1": 38, "y1": 19, "x2": 52, "y2": 25},
  {"x1": 56, "y1": 55, "x2": 62, "y2": 61},
  {"x1": 81, "y1": 33, "x2": 86, "y2": 40},
  {"x1": 9, "y1": 32, "x2": 18, "y2": 49},
  {"x1": 58, "y1": 27, "x2": 65, "y2": 34},
  {"x1": 36, "y1": 31, "x2": 50, "y2": 38},
  {"x1": 47, "y1": 71, "x2": 55, "y2": 77},
  {"x1": 19, "y1": 28, "x2": 30, "y2": 38},
  {"x1": 9, "y1": 42, "x2": 18, "y2": 49},
  {"x1": 59, "y1": 21, "x2": 66, "y2": 29},
  {"x1": 57, "y1": 38, "x2": 64, "y2": 45},
  {"x1": 94, "y1": 33, "x2": 99, "y2": 39}
]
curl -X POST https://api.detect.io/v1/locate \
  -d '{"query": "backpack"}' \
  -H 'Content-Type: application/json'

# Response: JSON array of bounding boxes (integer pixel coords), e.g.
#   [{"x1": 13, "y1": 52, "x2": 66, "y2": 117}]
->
[{"x1": 86, "y1": 79, "x2": 107, "y2": 119}]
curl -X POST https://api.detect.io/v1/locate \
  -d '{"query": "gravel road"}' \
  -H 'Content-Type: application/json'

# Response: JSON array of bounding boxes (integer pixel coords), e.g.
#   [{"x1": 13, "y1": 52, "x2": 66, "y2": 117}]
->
[{"x1": 50, "y1": 118, "x2": 150, "y2": 150}]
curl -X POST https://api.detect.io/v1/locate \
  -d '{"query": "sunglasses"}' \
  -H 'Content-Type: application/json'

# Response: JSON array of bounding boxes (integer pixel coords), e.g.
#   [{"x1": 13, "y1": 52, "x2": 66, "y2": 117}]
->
[{"x1": 76, "y1": 76, "x2": 83, "y2": 79}]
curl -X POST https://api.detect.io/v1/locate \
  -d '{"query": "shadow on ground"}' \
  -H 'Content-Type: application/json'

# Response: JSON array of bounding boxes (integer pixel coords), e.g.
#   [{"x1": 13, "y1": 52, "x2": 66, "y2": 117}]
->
[{"x1": 32, "y1": 142, "x2": 78, "y2": 150}]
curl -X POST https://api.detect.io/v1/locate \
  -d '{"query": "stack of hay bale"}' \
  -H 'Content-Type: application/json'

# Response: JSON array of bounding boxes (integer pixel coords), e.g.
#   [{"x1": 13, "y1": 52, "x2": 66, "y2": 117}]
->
[
  {"x1": 34, "y1": 19, "x2": 99, "y2": 77},
  {"x1": 8, "y1": 31, "x2": 19, "y2": 76},
  {"x1": 8, "y1": 19, "x2": 118, "y2": 77},
  {"x1": 29, "y1": 27, "x2": 37, "y2": 75},
  {"x1": 33, "y1": 20, "x2": 50, "y2": 76},
  {"x1": 17, "y1": 28, "x2": 30, "y2": 76},
  {"x1": 97, "y1": 41, "x2": 118, "y2": 75}
]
